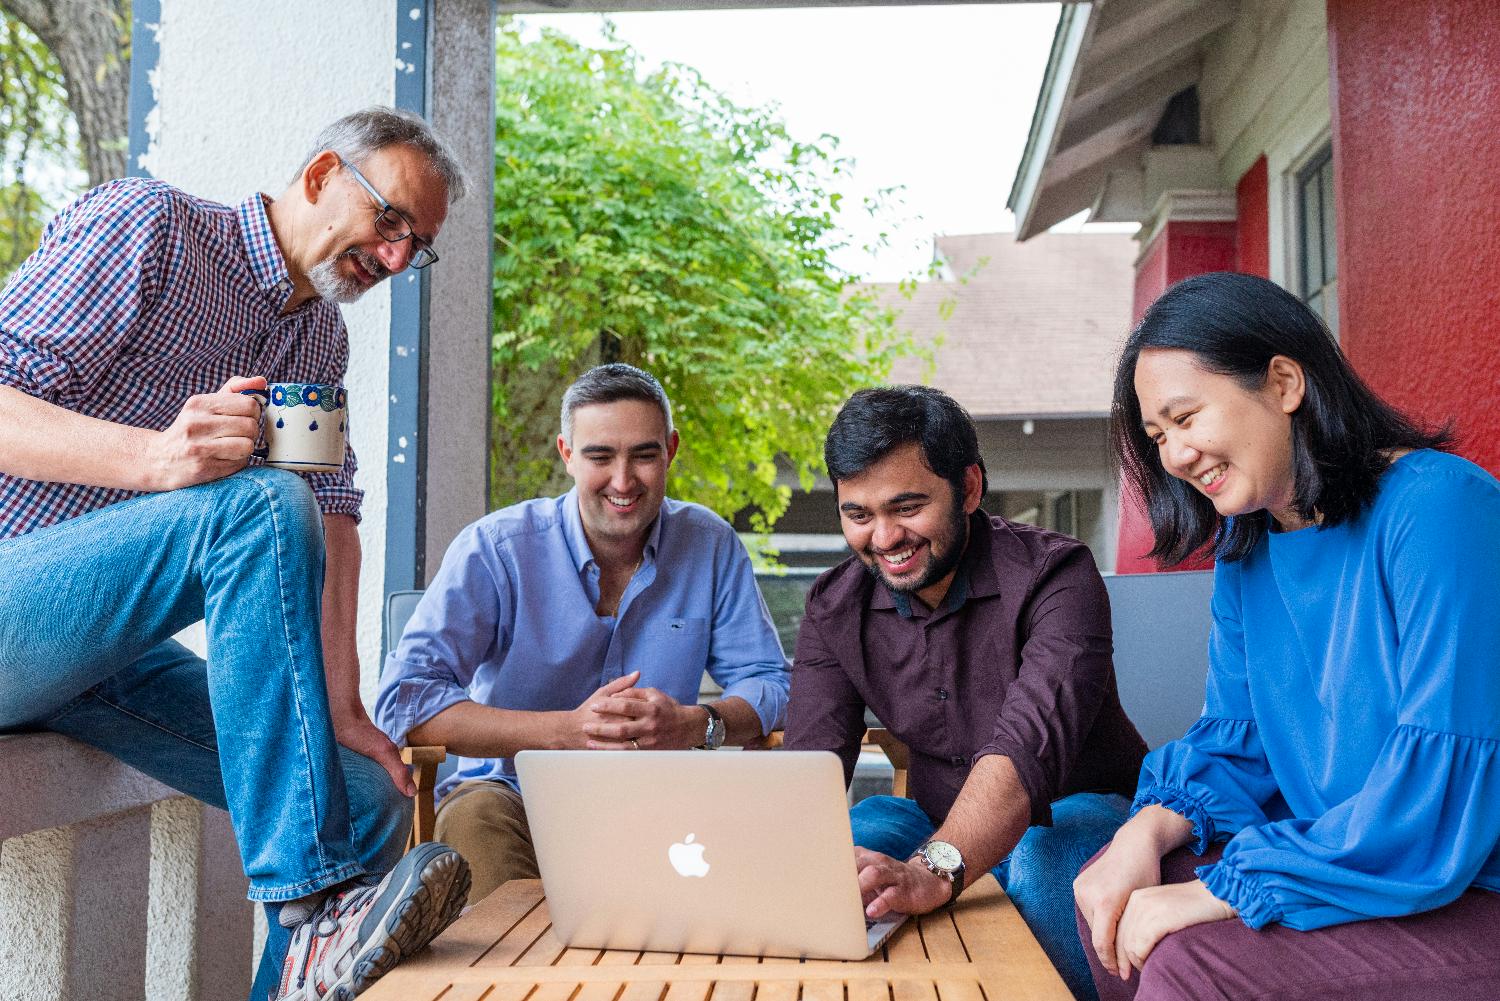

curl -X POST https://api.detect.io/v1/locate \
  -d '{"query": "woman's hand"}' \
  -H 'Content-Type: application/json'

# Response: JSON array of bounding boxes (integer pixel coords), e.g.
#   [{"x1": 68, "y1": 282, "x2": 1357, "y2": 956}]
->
[
  {"x1": 1115, "y1": 880, "x2": 1236, "y2": 979},
  {"x1": 1074, "y1": 831, "x2": 1164, "y2": 980}
]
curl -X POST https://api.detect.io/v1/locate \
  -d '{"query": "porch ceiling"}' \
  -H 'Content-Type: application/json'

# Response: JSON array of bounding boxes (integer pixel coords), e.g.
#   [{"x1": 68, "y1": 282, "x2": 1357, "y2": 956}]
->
[{"x1": 1008, "y1": 0, "x2": 1236, "y2": 240}]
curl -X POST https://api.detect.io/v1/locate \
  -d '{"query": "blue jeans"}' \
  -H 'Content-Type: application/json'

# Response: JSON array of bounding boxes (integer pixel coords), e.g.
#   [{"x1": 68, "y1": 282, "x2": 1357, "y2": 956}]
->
[
  {"x1": 0, "y1": 469, "x2": 409, "y2": 996},
  {"x1": 851, "y1": 792, "x2": 1129, "y2": 1001}
]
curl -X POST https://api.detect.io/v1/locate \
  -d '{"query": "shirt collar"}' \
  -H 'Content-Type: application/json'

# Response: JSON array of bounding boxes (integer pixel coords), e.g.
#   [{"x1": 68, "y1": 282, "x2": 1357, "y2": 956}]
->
[
  {"x1": 869, "y1": 509, "x2": 999, "y2": 619},
  {"x1": 560, "y1": 486, "x2": 667, "y2": 574},
  {"x1": 237, "y1": 194, "x2": 296, "y2": 305}
]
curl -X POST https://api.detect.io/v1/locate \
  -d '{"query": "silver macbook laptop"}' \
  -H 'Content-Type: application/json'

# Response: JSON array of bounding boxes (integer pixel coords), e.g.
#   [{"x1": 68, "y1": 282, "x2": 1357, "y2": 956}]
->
[{"x1": 515, "y1": 750, "x2": 907, "y2": 960}]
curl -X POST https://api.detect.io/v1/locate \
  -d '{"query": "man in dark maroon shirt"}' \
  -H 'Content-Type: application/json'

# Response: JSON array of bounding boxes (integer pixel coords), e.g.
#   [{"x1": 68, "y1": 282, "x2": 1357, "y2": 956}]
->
[{"x1": 786, "y1": 386, "x2": 1145, "y2": 1001}]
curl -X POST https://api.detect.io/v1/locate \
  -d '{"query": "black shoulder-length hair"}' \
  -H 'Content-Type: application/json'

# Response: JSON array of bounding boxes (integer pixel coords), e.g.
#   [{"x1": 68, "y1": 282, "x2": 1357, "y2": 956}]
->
[{"x1": 1111, "y1": 272, "x2": 1454, "y2": 565}]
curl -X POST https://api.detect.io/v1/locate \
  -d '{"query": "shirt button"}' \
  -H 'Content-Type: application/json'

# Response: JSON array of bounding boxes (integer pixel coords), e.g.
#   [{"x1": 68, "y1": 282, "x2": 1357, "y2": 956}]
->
[
  {"x1": 951, "y1": 756, "x2": 967, "y2": 767},
  {"x1": 935, "y1": 688, "x2": 949, "y2": 701}
]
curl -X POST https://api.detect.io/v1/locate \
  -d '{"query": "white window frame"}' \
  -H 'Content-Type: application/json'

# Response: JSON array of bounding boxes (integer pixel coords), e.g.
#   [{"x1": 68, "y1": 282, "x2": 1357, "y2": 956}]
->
[{"x1": 1263, "y1": 74, "x2": 1334, "y2": 309}]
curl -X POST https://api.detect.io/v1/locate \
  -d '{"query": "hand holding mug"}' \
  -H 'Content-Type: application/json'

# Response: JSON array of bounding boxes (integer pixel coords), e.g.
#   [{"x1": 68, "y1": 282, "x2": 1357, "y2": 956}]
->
[
  {"x1": 141, "y1": 376, "x2": 267, "y2": 491},
  {"x1": 240, "y1": 381, "x2": 349, "y2": 472}
]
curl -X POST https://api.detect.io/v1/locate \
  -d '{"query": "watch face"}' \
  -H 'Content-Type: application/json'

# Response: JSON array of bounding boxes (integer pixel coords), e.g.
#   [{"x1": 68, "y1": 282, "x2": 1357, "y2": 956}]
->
[{"x1": 924, "y1": 841, "x2": 962, "y2": 871}]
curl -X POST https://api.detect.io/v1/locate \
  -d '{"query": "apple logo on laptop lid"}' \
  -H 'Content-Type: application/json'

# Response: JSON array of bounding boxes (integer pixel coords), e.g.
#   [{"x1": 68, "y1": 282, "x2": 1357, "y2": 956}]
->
[{"x1": 669, "y1": 834, "x2": 710, "y2": 877}]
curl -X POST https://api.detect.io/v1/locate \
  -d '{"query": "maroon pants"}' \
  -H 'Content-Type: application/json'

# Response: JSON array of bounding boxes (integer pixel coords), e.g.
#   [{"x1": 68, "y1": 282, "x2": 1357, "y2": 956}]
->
[{"x1": 1075, "y1": 843, "x2": 1500, "y2": 1001}]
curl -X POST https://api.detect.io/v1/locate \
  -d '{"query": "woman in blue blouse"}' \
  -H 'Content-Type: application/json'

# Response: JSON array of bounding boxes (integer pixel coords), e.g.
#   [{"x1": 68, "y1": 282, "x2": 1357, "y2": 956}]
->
[{"x1": 1074, "y1": 272, "x2": 1500, "y2": 999}]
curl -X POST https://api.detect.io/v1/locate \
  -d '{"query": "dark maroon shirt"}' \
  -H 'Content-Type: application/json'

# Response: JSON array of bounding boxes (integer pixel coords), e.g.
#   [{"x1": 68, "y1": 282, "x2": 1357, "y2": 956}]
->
[{"x1": 786, "y1": 511, "x2": 1146, "y2": 827}]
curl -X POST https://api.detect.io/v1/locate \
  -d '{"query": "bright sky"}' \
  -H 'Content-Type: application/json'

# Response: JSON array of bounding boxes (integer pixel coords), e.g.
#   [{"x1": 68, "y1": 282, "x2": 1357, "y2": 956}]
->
[{"x1": 518, "y1": 4, "x2": 1084, "y2": 283}]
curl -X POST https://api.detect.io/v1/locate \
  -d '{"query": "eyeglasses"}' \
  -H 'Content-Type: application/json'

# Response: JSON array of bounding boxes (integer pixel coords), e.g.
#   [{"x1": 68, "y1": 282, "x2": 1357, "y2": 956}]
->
[{"x1": 338, "y1": 155, "x2": 439, "y2": 270}]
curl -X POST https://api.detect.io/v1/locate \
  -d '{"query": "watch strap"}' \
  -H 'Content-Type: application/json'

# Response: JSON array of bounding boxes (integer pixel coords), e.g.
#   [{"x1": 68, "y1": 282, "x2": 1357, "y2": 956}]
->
[{"x1": 699, "y1": 703, "x2": 725, "y2": 749}]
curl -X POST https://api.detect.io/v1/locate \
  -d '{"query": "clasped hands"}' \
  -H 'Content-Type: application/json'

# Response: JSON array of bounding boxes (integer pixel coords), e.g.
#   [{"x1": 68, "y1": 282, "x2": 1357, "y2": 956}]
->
[
  {"x1": 1073, "y1": 836, "x2": 1236, "y2": 981},
  {"x1": 569, "y1": 671, "x2": 706, "y2": 750}
]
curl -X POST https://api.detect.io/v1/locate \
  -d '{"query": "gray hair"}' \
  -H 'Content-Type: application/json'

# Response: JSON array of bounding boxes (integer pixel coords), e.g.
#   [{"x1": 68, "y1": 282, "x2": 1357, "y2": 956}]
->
[
  {"x1": 295, "y1": 106, "x2": 467, "y2": 203},
  {"x1": 561, "y1": 364, "x2": 675, "y2": 446}
]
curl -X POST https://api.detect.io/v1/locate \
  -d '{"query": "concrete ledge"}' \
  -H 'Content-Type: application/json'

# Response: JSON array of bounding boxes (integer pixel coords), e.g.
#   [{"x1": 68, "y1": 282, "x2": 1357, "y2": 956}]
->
[
  {"x1": 0, "y1": 732, "x2": 251, "y2": 1000},
  {"x1": 0, "y1": 733, "x2": 181, "y2": 841}
]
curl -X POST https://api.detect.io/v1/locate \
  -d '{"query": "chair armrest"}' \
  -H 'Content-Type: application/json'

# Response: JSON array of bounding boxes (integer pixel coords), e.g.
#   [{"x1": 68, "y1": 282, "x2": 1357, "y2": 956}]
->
[
  {"x1": 752, "y1": 729, "x2": 911, "y2": 799},
  {"x1": 400, "y1": 745, "x2": 447, "y2": 848},
  {"x1": 863, "y1": 728, "x2": 910, "y2": 799}
]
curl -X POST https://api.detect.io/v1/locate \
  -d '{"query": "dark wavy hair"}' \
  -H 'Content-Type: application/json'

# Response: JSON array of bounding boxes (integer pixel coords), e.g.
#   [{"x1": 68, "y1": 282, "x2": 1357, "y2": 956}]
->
[
  {"x1": 825, "y1": 385, "x2": 988, "y2": 497},
  {"x1": 1112, "y1": 272, "x2": 1454, "y2": 565}
]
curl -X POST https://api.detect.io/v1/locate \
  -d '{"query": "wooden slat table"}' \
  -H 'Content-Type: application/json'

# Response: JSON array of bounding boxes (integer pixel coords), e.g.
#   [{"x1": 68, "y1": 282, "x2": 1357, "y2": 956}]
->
[{"x1": 362, "y1": 874, "x2": 1072, "y2": 1001}]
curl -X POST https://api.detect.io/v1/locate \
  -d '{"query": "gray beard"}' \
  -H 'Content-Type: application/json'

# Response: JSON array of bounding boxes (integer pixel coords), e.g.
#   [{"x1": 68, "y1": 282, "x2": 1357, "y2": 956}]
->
[{"x1": 308, "y1": 249, "x2": 386, "y2": 303}]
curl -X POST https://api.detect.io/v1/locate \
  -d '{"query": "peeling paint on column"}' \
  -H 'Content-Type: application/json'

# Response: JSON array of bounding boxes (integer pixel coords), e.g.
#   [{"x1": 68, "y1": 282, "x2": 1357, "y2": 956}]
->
[
  {"x1": 127, "y1": 0, "x2": 164, "y2": 178},
  {"x1": 385, "y1": 0, "x2": 432, "y2": 613}
]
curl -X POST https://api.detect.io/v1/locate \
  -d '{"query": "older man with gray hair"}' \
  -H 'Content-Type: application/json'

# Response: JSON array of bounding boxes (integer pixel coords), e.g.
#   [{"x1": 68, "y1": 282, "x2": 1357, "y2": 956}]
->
[
  {"x1": 0, "y1": 107, "x2": 471, "y2": 1000},
  {"x1": 377, "y1": 363, "x2": 791, "y2": 905}
]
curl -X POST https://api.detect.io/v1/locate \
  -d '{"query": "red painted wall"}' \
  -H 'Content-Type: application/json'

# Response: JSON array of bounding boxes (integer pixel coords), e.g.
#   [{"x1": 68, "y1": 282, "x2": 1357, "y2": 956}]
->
[
  {"x1": 1117, "y1": 221, "x2": 1237, "y2": 573},
  {"x1": 1327, "y1": 0, "x2": 1500, "y2": 472},
  {"x1": 1236, "y1": 156, "x2": 1270, "y2": 279}
]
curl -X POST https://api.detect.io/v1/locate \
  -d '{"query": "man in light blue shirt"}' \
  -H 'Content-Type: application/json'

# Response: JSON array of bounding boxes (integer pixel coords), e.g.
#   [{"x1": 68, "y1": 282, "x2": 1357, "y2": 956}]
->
[{"x1": 376, "y1": 363, "x2": 789, "y2": 902}]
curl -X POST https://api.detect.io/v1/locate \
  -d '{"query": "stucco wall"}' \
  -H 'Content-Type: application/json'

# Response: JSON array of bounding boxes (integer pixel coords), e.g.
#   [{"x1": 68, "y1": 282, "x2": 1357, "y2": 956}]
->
[
  {"x1": 143, "y1": 1, "x2": 397, "y2": 700},
  {"x1": 1327, "y1": 0, "x2": 1500, "y2": 473}
]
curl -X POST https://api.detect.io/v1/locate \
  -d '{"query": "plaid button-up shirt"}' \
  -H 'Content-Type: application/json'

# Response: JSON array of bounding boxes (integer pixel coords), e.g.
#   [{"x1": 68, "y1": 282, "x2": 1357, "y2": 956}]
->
[{"x1": 0, "y1": 177, "x2": 363, "y2": 540}]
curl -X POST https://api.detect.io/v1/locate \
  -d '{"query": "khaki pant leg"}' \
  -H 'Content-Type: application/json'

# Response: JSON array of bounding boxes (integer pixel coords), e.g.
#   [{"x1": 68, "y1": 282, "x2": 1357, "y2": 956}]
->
[{"x1": 434, "y1": 779, "x2": 539, "y2": 905}]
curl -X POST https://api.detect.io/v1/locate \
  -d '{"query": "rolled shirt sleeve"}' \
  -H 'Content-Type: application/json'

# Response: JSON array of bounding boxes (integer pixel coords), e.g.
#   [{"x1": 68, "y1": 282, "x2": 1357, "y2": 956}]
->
[
  {"x1": 701, "y1": 529, "x2": 791, "y2": 734},
  {"x1": 375, "y1": 523, "x2": 510, "y2": 746},
  {"x1": 975, "y1": 544, "x2": 1114, "y2": 826}
]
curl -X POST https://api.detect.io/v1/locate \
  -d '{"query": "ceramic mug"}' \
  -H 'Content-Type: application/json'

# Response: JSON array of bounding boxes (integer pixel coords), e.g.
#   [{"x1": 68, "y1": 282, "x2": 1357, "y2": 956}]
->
[{"x1": 241, "y1": 382, "x2": 348, "y2": 472}]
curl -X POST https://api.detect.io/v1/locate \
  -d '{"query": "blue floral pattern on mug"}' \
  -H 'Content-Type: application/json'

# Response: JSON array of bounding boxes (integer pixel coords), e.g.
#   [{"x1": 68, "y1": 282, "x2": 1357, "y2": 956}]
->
[{"x1": 268, "y1": 383, "x2": 343, "y2": 412}]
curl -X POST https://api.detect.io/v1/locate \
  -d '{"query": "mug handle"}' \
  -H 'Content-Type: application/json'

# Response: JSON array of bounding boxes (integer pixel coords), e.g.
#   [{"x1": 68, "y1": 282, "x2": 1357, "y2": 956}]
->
[{"x1": 239, "y1": 388, "x2": 270, "y2": 459}]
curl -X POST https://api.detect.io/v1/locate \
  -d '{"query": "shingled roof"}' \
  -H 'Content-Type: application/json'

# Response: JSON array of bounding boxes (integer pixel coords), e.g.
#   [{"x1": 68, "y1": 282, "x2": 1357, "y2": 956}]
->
[{"x1": 873, "y1": 230, "x2": 1136, "y2": 418}]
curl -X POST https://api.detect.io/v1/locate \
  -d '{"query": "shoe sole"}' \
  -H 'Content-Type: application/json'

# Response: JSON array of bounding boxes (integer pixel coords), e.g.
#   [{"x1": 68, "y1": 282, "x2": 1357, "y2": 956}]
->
[{"x1": 339, "y1": 842, "x2": 472, "y2": 999}]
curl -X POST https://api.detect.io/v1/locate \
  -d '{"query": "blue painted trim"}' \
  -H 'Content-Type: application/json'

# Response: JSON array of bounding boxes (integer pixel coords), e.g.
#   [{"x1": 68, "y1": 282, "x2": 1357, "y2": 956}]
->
[
  {"x1": 383, "y1": 0, "x2": 433, "y2": 635},
  {"x1": 126, "y1": 0, "x2": 162, "y2": 178}
]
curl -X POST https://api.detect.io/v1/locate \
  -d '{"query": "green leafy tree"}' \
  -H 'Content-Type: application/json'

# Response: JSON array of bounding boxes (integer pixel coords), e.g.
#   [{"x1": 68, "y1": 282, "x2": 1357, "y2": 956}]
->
[
  {"x1": 490, "y1": 20, "x2": 912, "y2": 534},
  {"x1": 0, "y1": 12, "x2": 75, "y2": 276},
  {"x1": 0, "y1": 1, "x2": 129, "y2": 280}
]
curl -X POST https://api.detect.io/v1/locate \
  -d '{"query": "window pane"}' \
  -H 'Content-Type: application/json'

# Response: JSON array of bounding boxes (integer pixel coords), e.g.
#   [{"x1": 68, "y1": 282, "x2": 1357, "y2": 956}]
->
[
  {"x1": 1307, "y1": 291, "x2": 1324, "y2": 322},
  {"x1": 1302, "y1": 172, "x2": 1324, "y2": 293},
  {"x1": 1320, "y1": 160, "x2": 1338, "y2": 282}
]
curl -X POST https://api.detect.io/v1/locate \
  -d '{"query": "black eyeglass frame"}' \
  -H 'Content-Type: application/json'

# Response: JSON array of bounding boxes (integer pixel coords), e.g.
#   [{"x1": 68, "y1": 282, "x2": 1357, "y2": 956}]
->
[{"x1": 337, "y1": 155, "x2": 439, "y2": 270}]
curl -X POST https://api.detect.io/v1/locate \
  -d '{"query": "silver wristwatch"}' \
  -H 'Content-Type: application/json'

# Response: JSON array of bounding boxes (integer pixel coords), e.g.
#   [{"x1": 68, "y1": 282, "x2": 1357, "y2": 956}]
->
[
  {"x1": 698, "y1": 703, "x2": 726, "y2": 750},
  {"x1": 915, "y1": 840, "x2": 966, "y2": 906}
]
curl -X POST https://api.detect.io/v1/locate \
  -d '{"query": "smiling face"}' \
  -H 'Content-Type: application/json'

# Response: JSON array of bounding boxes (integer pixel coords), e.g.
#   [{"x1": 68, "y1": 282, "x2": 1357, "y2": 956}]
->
[
  {"x1": 299, "y1": 144, "x2": 449, "y2": 302},
  {"x1": 835, "y1": 442, "x2": 982, "y2": 609},
  {"x1": 1134, "y1": 347, "x2": 1308, "y2": 530},
  {"x1": 559, "y1": 398, "x2": 679, "y2": 555}
]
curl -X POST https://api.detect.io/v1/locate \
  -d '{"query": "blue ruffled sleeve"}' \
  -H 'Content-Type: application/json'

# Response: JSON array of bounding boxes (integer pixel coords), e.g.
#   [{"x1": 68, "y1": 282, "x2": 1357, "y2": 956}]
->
[
  {"x1": 1132, "y1": 558, "x2": 1283, "y2": 851},
  {"x1": 1201, "y1": 462, "x2": 1500, "y2": 930}
]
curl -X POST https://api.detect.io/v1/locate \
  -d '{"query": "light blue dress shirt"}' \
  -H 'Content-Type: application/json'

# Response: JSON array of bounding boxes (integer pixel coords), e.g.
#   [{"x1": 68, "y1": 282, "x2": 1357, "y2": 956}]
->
[
  {"x1": 375, "y1": 488, "x2": 790, "y2": 797},
  {"x1": 1136, "y1": 450, "x2": 1500, "y2": 930}
]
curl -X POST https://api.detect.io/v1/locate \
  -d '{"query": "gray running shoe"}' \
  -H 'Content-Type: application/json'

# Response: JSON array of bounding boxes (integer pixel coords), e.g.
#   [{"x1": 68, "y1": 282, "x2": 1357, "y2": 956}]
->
[{"x1": 271, "y1": 841, "x2": 470, "y2": 1000}]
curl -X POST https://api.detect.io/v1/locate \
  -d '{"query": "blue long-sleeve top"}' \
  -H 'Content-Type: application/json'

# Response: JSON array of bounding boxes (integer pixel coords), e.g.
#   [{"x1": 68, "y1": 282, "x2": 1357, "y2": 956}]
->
[
  {"x1": 1136, "y1": 449, "x2": 1500, "y2": 931},
  {"x1": 375, "y1": 489, "x2": 791, "y2": 798}
]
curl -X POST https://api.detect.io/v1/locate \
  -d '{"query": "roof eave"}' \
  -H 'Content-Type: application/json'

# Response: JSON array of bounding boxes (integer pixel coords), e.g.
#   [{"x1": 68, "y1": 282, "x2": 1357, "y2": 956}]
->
[{"x1": 1007, "y1": 3, "x2": 1095, "y2": 242}]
